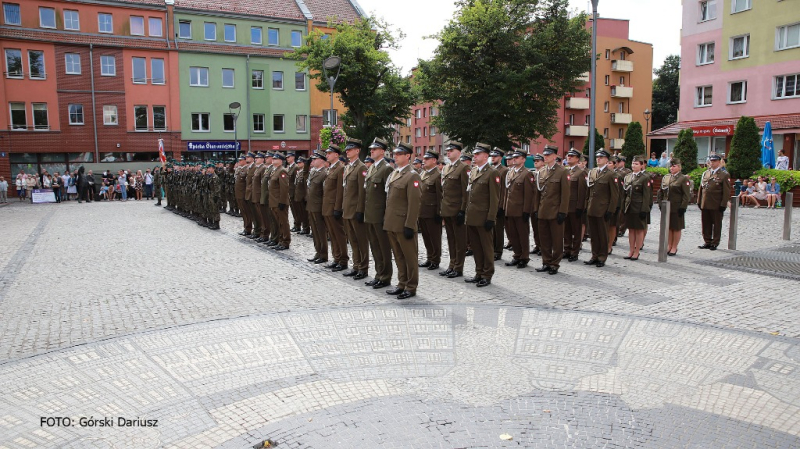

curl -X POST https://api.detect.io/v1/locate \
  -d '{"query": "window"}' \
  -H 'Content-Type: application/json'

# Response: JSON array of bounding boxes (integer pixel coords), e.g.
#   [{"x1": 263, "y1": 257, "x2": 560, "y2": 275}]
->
[
  {"x1": 415, "y1": 109, "x2": 421, "y2": 118},
  {"x1": 619, "y1": 128, "x2": 624, "y2": 139},
  {"x1": 223, "y1": 23, "x2": 236, "y2": 42},
  {"x1": 132, "y1": 57, "x2": 146, "y2": 84},
  {"x1": 5, "y1": 49, "x2": 22, "y2": 78},
  {"x1": 730, "y1": 35, "x2": 750, "y2": 59},
  {"x1": 696, "y1": 85, "x2": 713, "y2": 107},
  {"x1": 430, "y1": 126, "x2": 436, "y2": 136},
  {"x1": 191, "y1": 113, "x2": 210, "y2": 132},
  {"x1": 423, "y1": 127, "x2": 427, "y2": 137},
  {"x1": 584, "y1": 115, "x2": 590, "y2": 125},
  {"x1": 775, "y1": 74, "x2": 799, "y2": 99},
  {"x1": 323, "y1": 109, "x2": 337, "y2": 126},
  {"x1": 731, "y1": 0, "x2": 750, "y2": 14},
  {"x1": 68, "y1": 104, "x2": 84, "y2": 125},
  {"x1": 130, "y1": 16, "x2": 144, "y2": 35},
  {"x1": 273, "y1": 114, "x2": 284, "y2": 133},
  {"x1": 291, "y1": 30, "x2": 302, "y2": 47},
  {"x1": 272, "y1": 71, "x2": 283, "y2": 89},
  {"x1": 604, "y1": 49, "x2": 610, "y2": 59},
  {"x1": 149, "y1": 17, "x2": 162, "y2": 37},
  {"x1": 39, "y1": 7, "x2": 55, "y2": 28},
  {"x1": 619, "y1": 51, "x2": 626, "y2": 61},
  {"x1": 223, "y1": 113, "x2": 236, "y2": 132},
  {"x1": 204, "y1": 22, "x2": 216, "y2": 41},
  {"x1": 100, "y1": 55, "x2": 115, "y2": 76},
  {"x1": 28, "y1": 51, "x2": 45, "y2": 79},
  {"x1": 604, "y1": 75, "x2": 609, "y2": 85},
  {"x1": 103, "y1": 105, "x2": 118, "y2": 125},
  {"x1": 700, "y1": 1, "x2": 716, "y2": 21},
  {"x1": 698, "y1": 42, "x2": 715, "y2": 65},
  {"x1": 134, "y1": 105, "x2": 148, "y2": 131},
  {"x1": 603, "y1": 128, "x2": 609, "y2": 138},
  {"x1": 252, "y1": 70, "x2": 263, "y2": 88},
  {"x1": 268, "y1": 28, "x2": 279, "y2": 45},
  {"x1": 64, "y1": 10, "x2": 80, "y2": 30},
  {"x1": 568, "y1": 114, "x2": 575, "y2": 125},
  {"x1": 178, "y1": 21, "x2": 191, "y2": 38},
  {"x1": 190, "y1": 67, "x2": 209, "y2": 86},
  {"x1": 415, "y1": 128, "x2": 421, "y2": 137},
  {"x1": 251, "y1": 26, "x2": 262, "y2": 45},
  {"x1": 295, "y1": 72, "x2": 306, "y2": 90},
  {"x1": 603, "y1": 101, "x2": 609, "y2": 112},
  {"x1": 98, "y1": 13, "x2": 113, "y2": 33},
  {"x1": 3, "y1": 3, "x2": 20, "y2": 25},
  {"x1": 65, "y1": 53, "x2": 81, "y2": 74},
  {"x1": 618, "y1": 102, "x2": 624, "y2": 113},
  {"x1": 253, "y1": 114, "x2": 265, "y2": 132},
  {"x1": 153, "y1": 106, "x2": 166, "y2": 130},
  {"x1": 423, "y1": 108, "x2": 427, "y2": 117},
  {"x1": 406, "y1": 135, "x2": 410, "y2": 144},
  {"x1": 9, "y1": 102, "x2": 25, "y2": 130},
  {"x1": 728, "y1": 81, "x2": 747, "y2": 103},
  {"x1": 222, "y1": 68, "x2": 234, "y2": 88},
  {"x1": 151, "y1": 58, "x2": 165, "y2": 84},
  {"x1": 777, "y1": 23, "x2": 800, "y2": 51}
]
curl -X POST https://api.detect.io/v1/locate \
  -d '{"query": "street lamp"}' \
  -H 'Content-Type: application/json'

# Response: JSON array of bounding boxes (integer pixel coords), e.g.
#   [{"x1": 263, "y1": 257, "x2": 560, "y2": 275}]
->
[
  {"x1": 229, "y1": 102, "x2": 241, "y2": 159},
  {"x1": 587, "y1": 0, "x2": 599, "y2": 169},
  {"x1": 643, "y1": 108, "x2": 651, "y2": 155},
  {"x1": 322, "y1": 56, "x2": 342, "y2": 128}
]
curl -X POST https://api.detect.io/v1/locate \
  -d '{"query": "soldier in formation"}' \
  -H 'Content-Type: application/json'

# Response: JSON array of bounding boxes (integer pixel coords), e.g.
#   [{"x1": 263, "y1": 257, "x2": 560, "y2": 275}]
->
[
  {"x1": 697, "y1": 154, "x2": 730, "y2": 251},
  {"x1": 656, "y1": 158, "x2": 692, "y2": 256}
]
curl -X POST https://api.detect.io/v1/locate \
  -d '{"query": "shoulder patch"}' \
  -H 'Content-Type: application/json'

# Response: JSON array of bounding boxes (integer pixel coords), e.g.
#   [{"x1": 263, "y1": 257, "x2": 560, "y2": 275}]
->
[
  {"x1": 281, "y1": 173, "x2": 286, "y2": 178},
  {"x1": 567, "y1": 175, "x2": 571, "y2": 181},
  {"x1": 362, "y1": 170, "x2": 367, "y2": 177},
  {"x1": 687, "y1": 181, "x2": 691, "y2": 186},
  {"x1": 614, "y1": 177, "x2": 618, "y2": 183},
  {"x1": 495, "y1": 176, "x2": 500, "y2": 183},
  {"x1": 413, "y1": 180, "x2": 419, "y2": 188}
]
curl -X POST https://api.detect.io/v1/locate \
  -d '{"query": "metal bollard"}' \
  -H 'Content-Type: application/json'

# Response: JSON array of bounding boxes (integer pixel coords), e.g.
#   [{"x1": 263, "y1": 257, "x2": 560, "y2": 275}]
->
[
  {"x1": 784, "y1": 192, "x2": 794, "y2": 241},
  {"x1": 658, "y1": 200, "x2": 670, "y2": 262},
  {"x1": 728, "y1": 197, "x2": 739, "y2": 250}
]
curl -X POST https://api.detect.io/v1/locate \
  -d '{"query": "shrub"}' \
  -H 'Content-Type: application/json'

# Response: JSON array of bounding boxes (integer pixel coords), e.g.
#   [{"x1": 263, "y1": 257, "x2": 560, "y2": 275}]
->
[
  {"x1": 672, "y1": 128, "x2": 698, "y2": 174},
  {"x1": 727, "y1": 116, "x2": 762, "y2": 179}
]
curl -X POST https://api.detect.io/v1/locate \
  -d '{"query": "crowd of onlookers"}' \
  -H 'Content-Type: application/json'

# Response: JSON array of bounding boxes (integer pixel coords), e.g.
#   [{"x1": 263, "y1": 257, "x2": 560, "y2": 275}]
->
[
  {"x1": 647, "y1": 149, "x2": 792, "y2": 170},
  {"x1": 8, "y1": 168, "x2": 157, "y2": 203},
  {"x1": 738, "y1": 176, "x2": 782, "y2": 209}
]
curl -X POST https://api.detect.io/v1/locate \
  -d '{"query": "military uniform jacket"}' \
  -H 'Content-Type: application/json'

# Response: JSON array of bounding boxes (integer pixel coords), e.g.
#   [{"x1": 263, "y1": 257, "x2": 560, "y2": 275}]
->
[
  {"x1": 613, "y1": 168, "x2": 629, "y2": 211},
  {"x1": 235, "y1": 165, "x2": 247, "y2": 198},
  {"x1": 493, "y1": 164, "x2": 509, "y2": 211},
  {"x1": 257, "y1": 164, "x2": 271, "y2": 205},
  {"x1": 342, "y1": 159, "x2": 367, "y2": 219},
  {"x1": 587, "y1": 167, "x2": 620, "y2": 217},
  {"x1": 466, "y1": 164, "x2": 500, "y2": 226},
  {"x1": 440, "y1": 160, "x2": 469, "y2": 217},
  {"x1": 418, "y1": 168, "x2": 442, "y2": 219},
  {"x1": 294, "y1": 168, "x2": 307, "y2": 203},
  {"x1": 244, "y1": 163, "x2": 257, "y2": 201},
  {"x1": 207, "y1": 174, "x2": 221, "y2": 203},
  {"x1": 383, "y1": 166, "x2": 422, "y2": 233},
  {"x1": 622, "y1": 172, "x2": 652, "y2": 214},
  {"x1": 698, "y1": 168, "x2": 731, "y2": 210},
  {"x1": 535, "y1": 163, "x2": 570, "y2": 220},
  {"x1": 656, "y1": 173, "x2": 692, "y2": 211},
  {"x1": 268, "y1": 166, "x2": 290, "y2": 208},
  {"x1": 306, "y1": 169, "x2": 325, "y2": 214},
  {"x1": 566, "y1": 165, "x2": 589, "y2": 213},
  {"x1": 287, "y1": 163, "x2": 298, "y2": 200},
  {"x1": 504, "y1": 167, "x2": 534, "y2": 217},
  {"x1": 364, "y1": 159, "x2": 393, "y2": 224},
  {"x1": 322, "y1": 162, "x2": 344, "y2": 216},
  {"x1": 252, "y1": 163, "x2": 267, "y2": 204}
]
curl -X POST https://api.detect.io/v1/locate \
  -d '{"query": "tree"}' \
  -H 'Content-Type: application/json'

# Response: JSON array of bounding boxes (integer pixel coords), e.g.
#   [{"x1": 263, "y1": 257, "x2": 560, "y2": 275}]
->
[
  {"x1": 727, "y1": 116, "x2": 762, "y2": 179},
  {"x1": 650, "y1": 55, "x2": 680, "y2": 156},
  {"x1": 620, "y1": 122, "x2": 645, "y2": 168},
  {"x1": 415, "y1": 0, "x2": 591, "y2": 149},
  {"x1": 287, "y1": 17, "x2": 417, "y2": 155},
  {"x1": 582, "y1": 128, "x2": 605, "y2": 156},
  {"x1": 672, "y1": 128, "x2": 698, "y2": 174}
]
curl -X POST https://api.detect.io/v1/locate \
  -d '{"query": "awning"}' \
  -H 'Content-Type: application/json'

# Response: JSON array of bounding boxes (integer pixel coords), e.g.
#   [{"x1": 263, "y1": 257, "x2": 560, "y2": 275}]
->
[
  {"x1": 613, "y1": 46, "x2": 634, "y2": 55},
  {"x1": 649, "y1": 113, "x2": 800, "y2": 138}
]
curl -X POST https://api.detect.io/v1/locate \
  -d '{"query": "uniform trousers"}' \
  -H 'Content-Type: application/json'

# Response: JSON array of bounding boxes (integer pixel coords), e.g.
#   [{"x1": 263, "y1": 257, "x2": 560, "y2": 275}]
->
[
  {"x1": 443, "y1": 217, "x2": 467, "y2": 271},
  {"x1": 272, "y1": 206, "x2": 291, "y2": 247},
  {"x1": 324, "y1": 215, "x2": 349, "y2": 266},
  {"x1": 367, "y1": 222, "x2": 393, "y2": 283},
  {"x1": 701, "y1": 208, "x2": 723, "y2": 246},
  {"x1": 238, "y1": 198, "x2": 252, "y2": 232},
  {"x1": 268, "y1": 207, "x2": 279, "y2": 242},
  {"x1": 249, "y1": 200, "x2": 263, "y2": 235},
  {"x1": 467, "y1": 225, "x2": 495, "y2": 280},
  {"x1": 538, "y1": 218, "x2": 565, "y2": 268},
  {"x1": 309, "y1": 211, "x2": 328, "y2": 260},
  {"x1": 587, "y1": 215, "x2": 610, "y2": 262},
  {"x1": 344, "y1": 219, "x2": 370, "y2": 272},
  {"x1": 258, "y1": 203, "x2": 271, "y2": 239},
  {"x1": 493, "y1": 215, "x2": 506, "y2": 257},
  {"x1": 530, "y1": 215, "x2": 541, "y2": 250},
  {"x1": 505, "y1": 216, "x2": 530, "y2": 262},
  {"x1": 419, "y1": 218, "x2": 442, "y2": 264},
  {"x1": 387, "y1": 230, "x2": 418, "y2": 293},
  {"x1": 290, "y1": 200, "x2": 300, "y2": 228},
  {"x1": 292, "y1": 200, "x2": 308, "y2": 230},
  {"x1": 564, "y1": 211, "x2": 583, "y2": 257}
]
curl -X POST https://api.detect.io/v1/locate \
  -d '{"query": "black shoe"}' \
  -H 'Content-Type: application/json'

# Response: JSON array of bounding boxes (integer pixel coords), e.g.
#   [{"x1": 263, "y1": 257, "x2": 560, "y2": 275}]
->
[
  {"x1": 239, "y1": 231, "x2": 251, "y2": 236},
  {"x1": 612, "y1": 239, "x2": 617, "y2": 247},
  {"x1": 372, "y1": 280, "x2": 390, "y2": 289},
  {"x1": 709, "y1": 245, "x2": 717, "y2": 251},
  {"x1": 530, "y1": 247, "x2": 541, "y2": 255},
  {"x1": 494, "y1": 254, "x2": 502, "y2": 261},
  {"x1": 386, "y1": 286, "x2": 404, "y2": 295},
  {"x1": 667, "y1": 251, "x2": 677, "y2": 257},
  {"x1": 584, "y1": 259, "x2": 598, "y2": 265},
  {"x1": 568, "y1": 255, "x2": 579, "y2": 262},
  {"x1": 476, "y1": 279, "x2": 491, "y2": 287},
  {"x1": 446, "y1": 271, "x2": 463, "y2": 279},
  {"x1": 465, "y1": 249, "x2": 474, "y2": 256},
  {"x1": 331, "y1": 264, "x2": 347, "y2": 272},
  {"x1": 353, "y1": 271, "x2": 367, "y2": 280},
  {"x1": 698, "y1": 243, "x2": 711, "y2": 249},
  {"x1": 623, "y1": 255, "x2": 632, "y2": 260},
  {"x1": 516, "y1": 261, "x2": 529, "y2": 269},
  {"x1": 299, "y1": 229, "x2": 310, "y2": 235},
  {"x1": 314, "y1": 258, "x2": 329, "y2": 264},
  {"x1": 439, "y1": 268, "x2": 454, "y2": 276},
  {"x1": 365, "y1": 279, "x2": 378, "y2": 287},
  {"x1": 342, "y1": 269, "x2": 358, "y2": 277},
  {"x1": 324, "y1": 262, "x2": 338, "y2": 269},
  {"x1": 290, "y1": 227, "x2": 300, "y2": 232},
  {"x1": 595, "y1": 261, "x2": 605, "y2": 267},
  {"x1": 308, "y1": 256, "x2": 319, "y2": 262},
  {"x1": 464, "y1": 276, "x2": 482, "y2": 283},
  {"x1": 548, "y1": 267, "x2": 559, "y2": 275},
  {"x1": 505, "y1": 259, "x2": 520, "y2": 267},
  {"x1": 274, "y1": 245, "x2": 288, "y2": 251},
  {"x1": 247, "y1": 234, "x2": 258, "y2": 239},
  {"x1": 503, "y1": 243, "x2": 513, "y2": 249},
  {"x1": 427, "y1": 263, "x2": 439, "y2": 270},
  {"x1": 256, "y1": 237, "x2": 266, "y2": 243},
  {"x1": 266, "y1": 240, "x2": 278, "y2": 247},
  {"x1": 535, "y1": 265, "x2": 550, "y2": 272},
  {"x1": 419, "y1": 261, "x2": 432, "y2": 268},
  {"x1": 397, "y1": 291, "x2": 416, "y2": 300}
]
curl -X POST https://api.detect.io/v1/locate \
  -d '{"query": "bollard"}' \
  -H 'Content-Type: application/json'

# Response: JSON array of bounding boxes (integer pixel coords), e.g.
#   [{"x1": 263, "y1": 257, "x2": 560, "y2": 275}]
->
[
  {"x1": 728, "y1": 197, "x2": 739, "y2": 250},
  {"x1": 658, "y1": 200, "x2": 670, "y2": 262},
  {"x1": 784, "y1": 192, "x2": 794, "y2": 241}
]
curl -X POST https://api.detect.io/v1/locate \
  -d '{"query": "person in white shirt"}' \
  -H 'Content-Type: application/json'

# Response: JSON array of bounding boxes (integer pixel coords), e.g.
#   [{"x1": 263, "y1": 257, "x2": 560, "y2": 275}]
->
[
  {"x1": 0, "y1": 176, "x2": 8, "y2": 203},
  {"x1": 776, "y1": 150, "x2": 790, "y2": 170},
  {"x1": 144, "y1": 169, "x2": 154, "y2": 199}
]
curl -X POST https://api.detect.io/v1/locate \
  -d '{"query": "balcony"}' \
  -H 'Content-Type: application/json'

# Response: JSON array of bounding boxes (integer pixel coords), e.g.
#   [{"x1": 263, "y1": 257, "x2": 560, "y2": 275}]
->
[
  {"x1": 611, "y1": 60, "x2": 634, "y2": 72},
  {"x1": 610, "y1": 139, "x2": 625, "y2": 150},
  {"x1": 611, "y1": 86, "x2": 633, "y2": 98},
  {"x1": 566, "y1": 97, "x2": 590, "y2": 109},
  {"x1": 577, "y1": 72, "x2": 590, "y2": 83},
  {"x1": 565, "y1": 125, "x2": 589, "y2": 137},
  {"x1": 610, "y1": 113, "x2": 632, "y2": 125}
]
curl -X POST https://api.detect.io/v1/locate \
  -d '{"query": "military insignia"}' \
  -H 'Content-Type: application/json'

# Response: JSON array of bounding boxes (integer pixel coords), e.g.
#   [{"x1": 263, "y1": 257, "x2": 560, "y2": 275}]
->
[
  {"x1": 413, "y1": 181, "x2": 419, "y2": 188},
  {"x1": 687, "y1": 181, "x2": 691, "y2": 186},
  {"x1": 614, "y1": 178, "x2": 618, "y2": 183},
  {"x1": 281, "y1": 173, "x2": 286, "y2": 178},
  {"x1": 362, "y1": 170, "x2": 367, "y2": 177},
  {"x1": 495, "y1": 176, "x2": 500, "y2": 183},
  {"x1": 567, "y1": 175, "x2": 571, "y2": 181}
]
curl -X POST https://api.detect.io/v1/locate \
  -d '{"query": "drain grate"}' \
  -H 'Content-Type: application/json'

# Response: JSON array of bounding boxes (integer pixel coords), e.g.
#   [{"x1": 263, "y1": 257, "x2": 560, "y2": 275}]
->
[
  {"x1": 774, "y1": 245, "x2": 800, "y2": 255},
  {"x1": 699, "y1": 246, "x2": 800, "y2": 281}
]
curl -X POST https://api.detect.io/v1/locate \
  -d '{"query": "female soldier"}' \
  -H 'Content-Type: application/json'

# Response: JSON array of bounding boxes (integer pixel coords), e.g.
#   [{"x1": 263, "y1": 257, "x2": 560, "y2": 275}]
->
[
  {"x1": 622, "y1": 155, "x2": 652, "y2": 260},
  {"x1": 656, "y1": 158, "x2": 692, "y2": 256}
]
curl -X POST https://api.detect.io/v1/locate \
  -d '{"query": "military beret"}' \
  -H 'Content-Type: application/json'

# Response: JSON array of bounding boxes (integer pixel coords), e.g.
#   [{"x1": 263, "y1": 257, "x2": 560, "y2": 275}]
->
[
  {"x1": 490, "y1": 148, "x2": 505, "y2": 157},
  {"x1": 344, "y1": 138, "x2": 362, "y2": 150},
  {"x1": 669, "y1": 157, "x2": 681, "y2": 166},
  {"x1": 273, "y1": 152, "x2": 286, "y2": 161},
  {"x1": 255, "y1": 152, "x2": 266, "y2": 158},
  {"x1": 364, "y1": 157, "x2": 375, "y2": 163},
  {"x1": 460, "y1": 152, "x2": 473, "y2": 161},
  {"x1": 326, "y1": 144, "x2": 341, "y2": 154},
  {"x1": 246, "y1": 152, "x2": 256, "y2": 158},
  {"x1": 595, "y1": 149, "x2": 611, "y2": 158},
  {"x1": 445, "y1": 141, "x2": 463, "y2": 151},
  {"x1": 474, "y1": 143, "x2": 492, "y2": 154},
  {"x1": 532, "y1": 154, "x2": 544, "y2": 162},
  {"x1": 708, "y1": 154, "x2": 721, "y2": 161},
  {"x1": 393, "y1": 142, "x2": 413, "y2": 154},
  {"x1": 423, "y1": 150, "x2": 439, "y2": 160},
  {"x1": 566, "y1": 148, "x2": 582, "y2": 158},
  {"x1": 542, "y1": 145, "x2": 558, "y2": 155},
  {"x1": 369, "y1": 138, "x2": 389, "y2": 150}
]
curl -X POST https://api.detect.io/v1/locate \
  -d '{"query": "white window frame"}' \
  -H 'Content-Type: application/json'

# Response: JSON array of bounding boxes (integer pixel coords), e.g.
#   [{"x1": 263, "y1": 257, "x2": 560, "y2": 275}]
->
[
  {"x1": 151, "y1": 58, "x2": 165, "y2": 84},
  {"x1": 189, "y1": 66, "x2": 209, "y2": 87},
  {"x1": 729, "y1": 34, "x2": 750, "y2": 60},
  {"x1": 223, "y1": 113, "x2": 236, "y2": 132},
  {"x1": 98, "y1": 13, "x2": 113, "y2": 34},
  {"x1": 4, "y1": 48, "x2": 22, "y2": 78},
  {"x1": 153, "y1": 105, "x2": 166, "y2": 131},
  {"x1": 697, "y1": 42, "x2": 715, "y2": 65},
  {"x1": 9, "y1": 102, "x2": 26, "y2": 130},
  {"x1": 699, "y1": 1, "x2": 716, "y2": 22},
  {"x1": 727, "y1": 80, "x2": 747, "y2": 104},
  {"x1": 272, "y1": 71, "x2": 283, "y2": 90},
  {"x1": 68, "y1": 104, "x2": 84, "y2": 125},
  {"x1": 252, "y1": 70, "x2": 264, "y2": 89},
  {"x1": 273, "y1": 114, "x2": 285, "y2": 133},
  {"x1": 134, "y1": 105, "x2": 148, "y2": 131},
  {"x1": 603, "y1": 101, "x2": 609, "y2": 112},
  {"x1": 178, "y1": 20, "x2": 191, "y2": 39},
  {"x1": 222, "y1": 68, "x2": 235, "y2": 88},
  {"x1": 323, "y1": 109, "x2": 337, "y2": 127},
  {"x1": 3, "y1": 3, "x2": 20, "y2": 26},
  {"x1": 130, "y1": 16, "x2": 145, "y2": 36},
  {"x1": 103, "y1": 105, "x2": 118, "y2": 125},
  {"x1": 604, "y1": 75, "x2": 609, "y2": 85},
  {"x1": 776, "y1": 22, "x2": 800, "y2": 51},
  {"x1": 731, "y1": 0, "x2": 751, "y2": 14},
  {"x1": 28, "y1": 50, "x2": 45, "y2": 80},
  {"x1": 65, "y1": 53, "x2": 81, "y2": 75},
  {"x1": 191, "y1": 112, "x2": 210, "y2": 132},
  {"x1": 38, "y1": 7, "x2": 55, "y2": 29},
  {"x1": 131, "y1": 57, "x2": 147, "y2": 84},
  {"x1": 296, "y1": 115, "x2": 307, "y2": 133},
  {"x1": 267, "y1": 28, "x2": 279, "y2": 46},
  {"x1": 774, "y1": 73, "x2": 800, "y2": 100},
  {"x1": 253, "y1": 113, "x2": 265, "y2": 133},
  {"x1": 291, "y1": 30, "x2": 302, "y2": 47},
  {"x1": 224, "y1": 23, "x2": 236, "y2": 42},
  {"x1": 430, "y1": 126, "x2": 436, "y2": 136},
  {"x1": 148, "y1": 17, "x2": 163, "y2": 37},
  {"x1": 696, "y1": 85, "x2": 713, "y2": 107},
  {"x1": 294, "y1": 72, "x2": 306, "y2": 91},
  {"x1": 64, "y1": 10, "x2": 80, "y2": 31},
  {"x1": 100, "y1": 55, "x2": 116, "y2": 76},
  {"x1": 204, "y1": 22, "x2": 216, "y2": 41}
]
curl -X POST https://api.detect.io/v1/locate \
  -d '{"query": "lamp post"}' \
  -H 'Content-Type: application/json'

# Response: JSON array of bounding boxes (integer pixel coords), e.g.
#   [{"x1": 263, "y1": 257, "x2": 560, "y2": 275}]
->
[
  {"x1": 322, "y1": 56, "x2": 342, "y2": 128},
  {"x1": 587, "y1": 0, "x2": 599, "y2": 169},
  {"x1": 643, "y1": 108, "x2": 651, "y2": 155},
  {"x1": 229, "y1": 102, "x2": 241, "y2": 159}
]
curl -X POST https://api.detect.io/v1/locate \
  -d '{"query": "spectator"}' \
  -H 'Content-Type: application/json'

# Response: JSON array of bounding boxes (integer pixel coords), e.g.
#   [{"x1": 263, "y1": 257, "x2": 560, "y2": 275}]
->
[
  {"x1": 86, "y1": 170, "x2": 95, "y2": 202},
  {"x1": 67, "y1": 171, "x2": 78, "y2": 200},
  {"x1": 26, "y1": 172, "x2": 39, "y2": 202},
  {"x1": 16, "y1": 171, "x2": 27, "y2": 201},
  {"x1": 52, "y1": 172, "x2": 62, "y2": 203},
  {"x1": 99, "y1": 181, "x2": 110, "y2": 200},
  {"x1": 117, "y1": 170, "x2": 128, "y2": 201},
  {"x1": 0, "y1": 176, "x2": 7, "y2": 203},
  {"x1": 658, "y1": 152, "x2": 670, "y2": 168},
  {"x1": 134, "y1": 170, "x2": 144, "y2": 201},
  {"x1": 42, "y1": 173, "x2": 52, "y2": 189},
  {"x1": 144, "y1": 169, "x2": 154, "y2": 200},
  {"x1": 776, "y1": 150, "x2": 789, "y2": 170},
  {"x1": 648, "y1": 152, "x2": 659, "y2": 167},
  {"x1": 766, "y1": 176, "x2": 780, "y2": 209},
  {"x1": 102, "y1": 170, "x2": 113, "y2": 187},
  {"x1": 738, "y1": 180, "x2": 754, "y2": 206},
  {"x1": 61, "y1": 172, "x2": 71, "y2": 201},
  {"x1": 75, "y1": 166, "x2": 88, "y2": 203}
]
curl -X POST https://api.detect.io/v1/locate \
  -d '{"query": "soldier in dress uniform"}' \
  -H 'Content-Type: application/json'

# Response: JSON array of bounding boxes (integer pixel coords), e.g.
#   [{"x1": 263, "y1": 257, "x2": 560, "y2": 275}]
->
[
  {"x1": 285, "y1": 152, "x2": 300, "y2": 232},
  {"x1": 564, "y1": 148, "x2": 588, "y2": 262},
  {"x1": 439, "y1": 141, "x2": 469, "y2": 279},
  {"x1": 363, "y1": 138, "x2": 394, "y2": 289},
  {"x1": 323, "y1": 144, "x2": 349, "y2": 271},
  {"x1": 204, "y1": 163, "x2": 221, "y2": 230},
  {"x1": 250, "y1": 152, "x2": 267, "y2": 240},
  {"x1": 585, "y1": 149, "x2": 619, "y2": 267},
  {"x1": 464, "y1": 143, "x2": 500, "y2": 287},
  {"x1": 342, "y1": 138, "x2": 369, "y2": 280},
  {"x1": 269, "y1": 152, "x2": 291, "y2": 250},
  {"x1": 257, "y1": 152, "x2": 273, "y2": 244},
  {"x1": 529, "y1": 154, "x2": 544, "y2": 255},
  {"x1": 364, "y1": 157, "x2": 374, "y2": 169},
  {"x1": 503, "y1": 149, "x2": 534, "y2": 268},
  {"x1": 241, "y1": 152, "x2": 257, "y2": 236},
  {"x1": 306, "y1": 151, "x2": 329, "y2": 264},
  {"x1": 418, "y1": 149, "x2": 442, "y2": 270},
  {"x1": 461, "y1": 151, "x2": 474, "y2": 256},
  {"x1": 622, "y1": 155, "x2": 652, "y2": 260},
  {"x1": 490, "y1": 148, "x2": 509, "y2": 261},
  {"x1": 413, "y1": 158, "x2": 423, "y2": 174},
  {"x1": 615, "y1": 155, "x2": 631, "y2": 239},
  {"x1": 533, "y1": 145, "x2": 569, "y2": 275},
  {"x1": 294, "y1": 156, "x2": 309, "y2": 235},
  {"x1": 384, "y1": 143, "x2": 422, "y2": 300},
  {"x1": 656, "y1": 158, "x2": 692, "y2": 256},
  {"x1": 697, "y1": 154, "x2": 731, "y2": 250}
]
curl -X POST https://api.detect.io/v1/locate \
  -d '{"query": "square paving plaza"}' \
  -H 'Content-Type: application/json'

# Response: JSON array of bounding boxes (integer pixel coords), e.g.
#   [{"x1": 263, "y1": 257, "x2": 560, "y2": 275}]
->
[{"x1": 1, "y1": 200, "x2": 799, "y2": 448}]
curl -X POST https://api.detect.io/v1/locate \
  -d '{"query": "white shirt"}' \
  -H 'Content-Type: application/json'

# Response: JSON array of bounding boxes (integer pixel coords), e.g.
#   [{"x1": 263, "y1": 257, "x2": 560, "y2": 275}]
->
[
  {"x1": 776, "y1": 155, "x2": 789, "y2": 170},
  {"x1": 145, "y1": 173, "x2": 153, "y2": 184}
]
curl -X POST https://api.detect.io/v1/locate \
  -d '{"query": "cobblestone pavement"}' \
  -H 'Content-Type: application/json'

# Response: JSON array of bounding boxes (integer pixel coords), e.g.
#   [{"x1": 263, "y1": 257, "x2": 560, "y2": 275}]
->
[{"x1": 0, "y1": 200, "x2": 798, "y2": 448}]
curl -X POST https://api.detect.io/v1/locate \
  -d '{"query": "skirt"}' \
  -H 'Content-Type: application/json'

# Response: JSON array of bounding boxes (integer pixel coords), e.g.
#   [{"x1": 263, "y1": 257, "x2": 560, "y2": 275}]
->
[
  {"x1": 668, "y1": 211, "x2": 685, "y2": 231},
  {"x1": 624, "y1": 212, "x2": 648, "y2": 230},
  {"x1": 67, "y1": 186, "x2": 77, "y2": 194}
]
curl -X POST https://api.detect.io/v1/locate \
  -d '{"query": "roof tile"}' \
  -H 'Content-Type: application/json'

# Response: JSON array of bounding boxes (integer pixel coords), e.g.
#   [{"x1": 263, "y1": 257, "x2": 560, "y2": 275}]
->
[{"x1": 649, "y1": 114, "x2": 800, "y2": 137}]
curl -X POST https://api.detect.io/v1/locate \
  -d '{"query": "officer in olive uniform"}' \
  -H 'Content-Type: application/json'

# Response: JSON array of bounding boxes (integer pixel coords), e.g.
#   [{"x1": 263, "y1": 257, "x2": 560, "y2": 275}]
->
[
  {"x1": 384, "y1": 143, "x2": 422, "y2": 300},
  {"x1": 294, "y1": 156, "x2": 309, "y2": 234},
  {"x1": 250, "y1": 152, "x2": 267, "y2": 239},
  {"x1": 364, "y1": 138, "x2": 394, "y2": 289},
  {"x1": 585, "y1": 150, "x2": 619, "y2": 267},
  {"x1": 285, "y1": 152, "x2": 300, "y2": 232},
  {"x1": 657, "y1": 158, "x2": 692, "y2": 256},
  {"x1": 533, "y1": 145, "x2": 570, "y2": 275},
  {"x1": 490, "y1": 148, "x2": 509, "y2": 260},
  {"x1": 529, "y1": 154, "x2": 545, "y2": 255},
  {"x1": 697, "y1": 154, "x2": 731, "y2": 250},
  {"x1": 622, "y1": 155, "x2": 652, "y2": 260},
  {"x1": 418, "y1": 149, "x2": 442, "y2": 270},
  {"x1": 306, "y1": 151, "x2": 329, "y2": 263},
  {"x1": 264, "y1": 152, "x2": 282, "y2": 245},
  {"x1": 341, "y1": 138, "x2": 369, "y2": 280},
  {"x1": 439, "y1": 141, "x2": 469, "y2": 278},
  {"x1": 464, "y1": 143, "x2": 500, "y2": 287},
  {"x1": 503, "y1": 149, "x2": 534, "y2": 268},
  {"x1": 564, "y1": 148, "x2": 589, "y2": 262},
  {"x1": 153, "y1": 166, "x2": 163, "y2": 206},
  {"x1": 269, "y1": 152, "x2": 291, "y2": 250},
  {"x1": 323, "y1": 144, "x2": 349, "y2": 271},
  {"x1": 205, "y1": 163, "x2": 221, "y2": 229},
  {"x1": 241, "y1": 152, "x2": 257, "y2": 236},
  {"x1": 614, "y1": 156, "x2": 631, "y2": 239}
]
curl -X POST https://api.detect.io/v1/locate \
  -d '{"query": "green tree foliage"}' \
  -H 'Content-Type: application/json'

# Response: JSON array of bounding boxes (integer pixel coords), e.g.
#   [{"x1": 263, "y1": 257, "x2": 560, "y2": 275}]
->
[
  {"x1": 287, "y1": 17, "x2": 417, "y2": 154},
  {"x1": 620, "y1": 122, "x2": 644, "y2": 168},
  {"x1": 672, "y1": 128, "x2": 698, "y2": 174},
  {"x1": 582, "y1": 128, "x2": 605, "y2": 156},
  {"x1": 415, "y1": 0, "x2": 591, "y2": 149},
  {"x1": 727, "y1": 116, "x2": 762, "y2": 179},
  {"x1": 651, "y1": 55, "x2": 680, "y2": 132}
]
